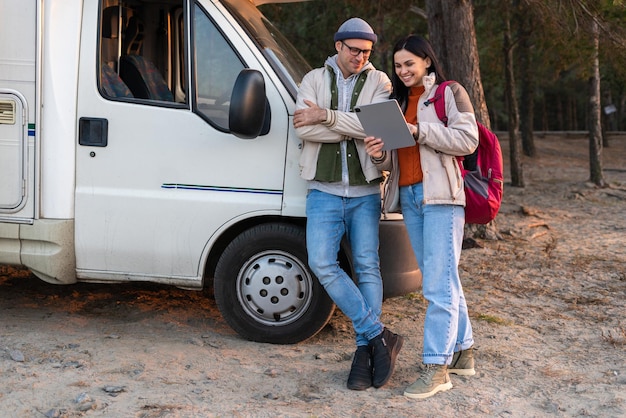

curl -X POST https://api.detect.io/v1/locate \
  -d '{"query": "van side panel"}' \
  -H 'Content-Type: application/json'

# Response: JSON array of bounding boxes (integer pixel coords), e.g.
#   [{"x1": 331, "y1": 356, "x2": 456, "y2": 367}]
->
[
  {"x1": 20, "y1": 219, "x2": 76, "y2": 284},
  {"x1": 0, "y1": 1, "x2": 36, "y2": 220},
  {"x1": 0, "y1": 223, "x2": 20, "y2": 265},
  {"x1": 40, "y1": 0, "x2": 84, "y2": 219}
]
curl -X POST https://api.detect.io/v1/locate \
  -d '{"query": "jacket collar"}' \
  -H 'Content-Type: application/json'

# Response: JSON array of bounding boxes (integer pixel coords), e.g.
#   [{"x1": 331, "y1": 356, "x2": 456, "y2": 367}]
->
[{"x1": 422, "y1": 72, "x2": 437, "y2": 96}]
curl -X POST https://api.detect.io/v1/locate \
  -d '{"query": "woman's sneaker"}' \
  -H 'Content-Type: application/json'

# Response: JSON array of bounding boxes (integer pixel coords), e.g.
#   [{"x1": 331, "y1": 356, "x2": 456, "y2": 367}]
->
[
  {"x1": 448, "y1": 347, "x2": 475, "y2": 376},
  {"x1": 347, "y1": 345, "x2": 372, "y2": 390},
  {"x1": 404, "y1": 364, "x2": 452, "y2": 399}
]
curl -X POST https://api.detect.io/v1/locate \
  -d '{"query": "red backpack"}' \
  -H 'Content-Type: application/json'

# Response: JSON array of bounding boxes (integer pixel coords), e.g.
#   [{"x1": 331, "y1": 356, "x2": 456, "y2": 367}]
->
[{"x1": 429, "y1": 81, "x2": 504, "y2": 224}]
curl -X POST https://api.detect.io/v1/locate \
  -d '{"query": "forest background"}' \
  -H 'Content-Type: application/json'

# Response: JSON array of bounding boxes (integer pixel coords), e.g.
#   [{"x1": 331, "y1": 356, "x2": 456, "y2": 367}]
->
[{"x1": 260, "y1": 0, "x2": 626, "y2": 135}]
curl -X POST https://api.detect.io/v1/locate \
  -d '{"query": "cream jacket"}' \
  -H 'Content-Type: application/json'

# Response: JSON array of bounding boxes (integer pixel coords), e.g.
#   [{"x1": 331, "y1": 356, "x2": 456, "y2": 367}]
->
[
  {"x1": 375, "y1": 73, "x2": 479, "y2": 206},
  {"x1": 295, "y1": 59, "x2": 392, "y2": 182}
]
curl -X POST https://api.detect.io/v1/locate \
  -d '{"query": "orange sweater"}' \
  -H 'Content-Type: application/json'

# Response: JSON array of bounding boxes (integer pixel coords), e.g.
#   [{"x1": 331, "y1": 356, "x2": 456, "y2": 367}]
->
[{"x1": 398, "y1": 86, "x2": 425, "y2": 186}]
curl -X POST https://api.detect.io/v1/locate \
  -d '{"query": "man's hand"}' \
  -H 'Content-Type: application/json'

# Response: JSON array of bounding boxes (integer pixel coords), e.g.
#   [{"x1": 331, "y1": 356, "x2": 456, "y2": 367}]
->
[{"x1": 293, "y1": 99, "x2": 327, "y2": 128}]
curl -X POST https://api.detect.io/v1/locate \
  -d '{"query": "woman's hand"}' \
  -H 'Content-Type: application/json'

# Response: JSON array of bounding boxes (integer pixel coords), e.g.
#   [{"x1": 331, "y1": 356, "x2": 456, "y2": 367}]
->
[{"x1": 364, "y1": 136, "x2": 384, "y2": 159}]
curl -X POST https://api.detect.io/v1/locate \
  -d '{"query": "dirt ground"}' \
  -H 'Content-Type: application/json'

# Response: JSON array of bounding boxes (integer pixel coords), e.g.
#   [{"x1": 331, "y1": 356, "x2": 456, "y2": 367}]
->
[{"x1": 1, "y1": 134, "x2": 625, "y2": 418}]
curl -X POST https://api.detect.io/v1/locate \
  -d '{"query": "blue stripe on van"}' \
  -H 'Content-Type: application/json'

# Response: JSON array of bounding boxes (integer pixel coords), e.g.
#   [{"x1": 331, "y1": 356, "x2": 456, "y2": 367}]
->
[
  {"x1": 161, "y1": 183, "x2": 282, "y2": 195},
  {"x1": 28, "y1": 123, "x2": 35, "y2": 136}
]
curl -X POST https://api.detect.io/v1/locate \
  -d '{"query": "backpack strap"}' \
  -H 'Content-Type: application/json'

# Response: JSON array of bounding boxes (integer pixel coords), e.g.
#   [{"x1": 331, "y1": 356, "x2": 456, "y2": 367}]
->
[
  {"x1": 424, "y1": 80, "x2": 454, "y2": 127},
  {"x1": 425, "y1": 80, "x2": 471, "y2": 167}
]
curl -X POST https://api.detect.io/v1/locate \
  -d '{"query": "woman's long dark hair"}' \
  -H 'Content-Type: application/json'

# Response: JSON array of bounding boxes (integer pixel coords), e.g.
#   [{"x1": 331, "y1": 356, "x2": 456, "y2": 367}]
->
[{"x1": 390, "y1": 35, "x2": 446, "y2": 108}]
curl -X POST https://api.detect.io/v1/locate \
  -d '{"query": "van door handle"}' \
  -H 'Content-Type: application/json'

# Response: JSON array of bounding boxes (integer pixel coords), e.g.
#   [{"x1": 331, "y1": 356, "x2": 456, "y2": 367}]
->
[{"x1": 78, "y1": 117, "x2": 108, "y2": 147}]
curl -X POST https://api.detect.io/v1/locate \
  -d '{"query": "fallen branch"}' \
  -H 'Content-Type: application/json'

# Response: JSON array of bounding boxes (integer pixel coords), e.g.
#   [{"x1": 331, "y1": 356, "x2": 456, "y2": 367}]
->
[
  {"x1": 603, "y1": 190, "x2": 626, "y2": 200},
  {"x1": 529, "y1": 230, "x2": 549, "y2": 240},
  {"x1": 528, "y1": 221, "x2": 550, "y2": 229}
]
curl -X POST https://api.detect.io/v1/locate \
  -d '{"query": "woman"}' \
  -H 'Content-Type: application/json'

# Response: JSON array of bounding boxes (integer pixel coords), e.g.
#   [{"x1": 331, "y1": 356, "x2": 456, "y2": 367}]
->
[{"x1": 364, "y1": 34, "x2": 479, "y2": 399}]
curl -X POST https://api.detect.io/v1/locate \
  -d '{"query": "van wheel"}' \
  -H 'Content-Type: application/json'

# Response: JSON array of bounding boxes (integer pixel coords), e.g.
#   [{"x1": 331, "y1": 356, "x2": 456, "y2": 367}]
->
[{"x1": 214, "y1": 223, "x2": 334, "y2": 344}]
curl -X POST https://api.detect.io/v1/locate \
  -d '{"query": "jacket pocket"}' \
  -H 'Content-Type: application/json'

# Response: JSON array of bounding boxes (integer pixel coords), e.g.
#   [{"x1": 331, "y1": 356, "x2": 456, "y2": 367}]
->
[{"x1": 441, "y1": 154, "x2": 463, "y2": 201}]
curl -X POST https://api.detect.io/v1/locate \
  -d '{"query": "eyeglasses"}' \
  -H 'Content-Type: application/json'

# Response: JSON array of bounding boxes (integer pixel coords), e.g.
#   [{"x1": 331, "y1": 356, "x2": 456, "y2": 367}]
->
[{"x1": 341, "y1": 41, "x2": 373, "y2": 58}]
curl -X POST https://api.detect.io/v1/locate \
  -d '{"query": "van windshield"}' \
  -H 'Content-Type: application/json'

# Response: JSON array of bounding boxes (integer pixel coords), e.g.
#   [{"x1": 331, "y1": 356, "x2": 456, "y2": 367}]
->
[{"x1": 220, "y1": 0, "x2": 311, "y2": 99}]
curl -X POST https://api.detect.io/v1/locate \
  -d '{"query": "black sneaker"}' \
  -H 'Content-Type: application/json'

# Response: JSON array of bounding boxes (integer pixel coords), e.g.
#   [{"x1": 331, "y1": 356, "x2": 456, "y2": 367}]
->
[
  {"x1": 369, "y1": 328, "x2": 404, "y2": 388},
  {"x1": 347, "y1": 345, "x2": 372, "y2": 390}
]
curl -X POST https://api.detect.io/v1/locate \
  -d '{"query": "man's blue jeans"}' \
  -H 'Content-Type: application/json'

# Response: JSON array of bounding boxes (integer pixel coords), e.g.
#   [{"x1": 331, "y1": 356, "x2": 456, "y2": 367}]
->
[
  {"x1": 306, "y1": 189, "x2": 384, "y2": 347},
  {"x1": 400, "y1": 183, "x2": 474, "y2": 365}
]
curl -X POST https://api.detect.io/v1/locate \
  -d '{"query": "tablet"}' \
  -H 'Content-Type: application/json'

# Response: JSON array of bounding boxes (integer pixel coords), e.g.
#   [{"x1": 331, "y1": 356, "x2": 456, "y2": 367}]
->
[{"x1": 355, "y1": 100, "x2": 416, "y2": 150}]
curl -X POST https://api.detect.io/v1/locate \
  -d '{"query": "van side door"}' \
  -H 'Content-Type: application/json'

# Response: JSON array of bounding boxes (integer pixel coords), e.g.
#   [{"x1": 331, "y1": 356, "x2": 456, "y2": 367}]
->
[{"x1": 74, "y1": 0, "x2": 289, "y2": 284}]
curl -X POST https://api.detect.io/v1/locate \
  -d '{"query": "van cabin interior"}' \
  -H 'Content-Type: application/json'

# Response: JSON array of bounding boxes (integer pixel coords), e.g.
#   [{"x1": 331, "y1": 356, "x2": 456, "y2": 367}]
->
[{"x1": 99, "y1": 0, "x2": 185, "y2": 103}]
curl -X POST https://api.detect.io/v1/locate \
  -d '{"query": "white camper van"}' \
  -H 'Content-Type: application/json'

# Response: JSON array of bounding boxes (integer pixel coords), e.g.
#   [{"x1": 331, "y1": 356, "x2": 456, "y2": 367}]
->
[{"x1": 0, "y1": 0, "x2": 420, "y2": 344}]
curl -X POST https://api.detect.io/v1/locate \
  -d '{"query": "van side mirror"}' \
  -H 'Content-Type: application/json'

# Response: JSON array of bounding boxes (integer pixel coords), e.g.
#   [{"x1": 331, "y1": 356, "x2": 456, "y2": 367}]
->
[{"x1": 229, "y1": 69, "x2": 270, "y2": 139}]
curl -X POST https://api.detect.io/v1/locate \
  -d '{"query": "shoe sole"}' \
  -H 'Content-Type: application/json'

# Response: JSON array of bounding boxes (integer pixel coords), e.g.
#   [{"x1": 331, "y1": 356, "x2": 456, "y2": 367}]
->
[
  {"x1": 403, "y1": 381, "x2": 453, "y2": 399},
  {"x1": 372, "y1": 335, "x2": 404, "y2": 388},
  {"x1": 347, "y1": 383, "x2": 371, "y2": 391},
  {"x1": 448, "y1": 368, "x2": 475, "y2": 376}
]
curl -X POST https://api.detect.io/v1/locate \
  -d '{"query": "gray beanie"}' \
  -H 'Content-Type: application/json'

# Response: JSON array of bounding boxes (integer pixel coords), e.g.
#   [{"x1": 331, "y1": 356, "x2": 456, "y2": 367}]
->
[{"x1": 334, "y1": 17, "x2": 377, "y2": 44}]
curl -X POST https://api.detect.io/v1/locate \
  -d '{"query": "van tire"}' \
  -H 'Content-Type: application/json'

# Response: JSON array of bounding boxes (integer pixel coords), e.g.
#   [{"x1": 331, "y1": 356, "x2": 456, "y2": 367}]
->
[{"x1": 214, "y1": 223, "x2": 335, "y2": 344}]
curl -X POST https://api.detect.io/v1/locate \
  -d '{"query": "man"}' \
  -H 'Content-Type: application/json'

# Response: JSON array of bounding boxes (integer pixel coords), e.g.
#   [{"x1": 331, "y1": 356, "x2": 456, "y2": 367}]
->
[{"x1": 293, "y1": 17, "x2": 403, "y2": 391}]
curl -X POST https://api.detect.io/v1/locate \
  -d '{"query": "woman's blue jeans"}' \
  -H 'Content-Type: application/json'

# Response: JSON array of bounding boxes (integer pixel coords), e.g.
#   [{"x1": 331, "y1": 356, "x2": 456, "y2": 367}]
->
[
  {"x1": 306, "y1": 189, "x2": 384, "y2": 347},
  {"x1": 400, "y1": 183, "x2": 474, "y2": 365}
]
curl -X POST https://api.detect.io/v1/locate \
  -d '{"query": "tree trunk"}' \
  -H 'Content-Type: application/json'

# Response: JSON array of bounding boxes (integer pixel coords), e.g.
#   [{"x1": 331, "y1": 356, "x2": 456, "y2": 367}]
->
[
  {"x1": 426, "y1": 0, "x2": 500, "y2": 238},
  {"x1": 557, "y1": 99, "x2": 564, "y2": 131},
  {"x1": 541, "y1": 98, "x2": 548, "y2": 131},
  {"x1": 517, "y1": 0, "x2": 536, "y2": 157},
  {"x1": 504, "y1": 3, "x2": 524, "y2": 187},
  {"x1": 589, "y1": 20, "x2": 605, "y2": 187},
  {"x1": 615, "y1": 94, "x2": 626, "y2": 131},
  {"x1": 601, "y1": 89, "x2": 611, "y2": 147},
  {"x1": 426, "y1": 0, "x2": 446, "y2": 70},
  {"x1": 565, "y1": 97, "x2": 576, "y2": 131},
  {"x1": 426, "y1": 0, "x2": 490, "y2": 127}
]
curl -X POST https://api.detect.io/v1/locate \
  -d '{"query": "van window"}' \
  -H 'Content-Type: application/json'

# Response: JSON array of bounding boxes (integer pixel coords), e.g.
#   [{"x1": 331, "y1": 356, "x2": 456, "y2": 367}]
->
[
  {"x1": 98, "y1": 0, "x2": 185, "y2": 105},
  {"x1": 221, "y1": 0, "x2": 311, "y2": 99},
  {"x1": 192, "y1": 4, "x2": 245, "y2": 130}
]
